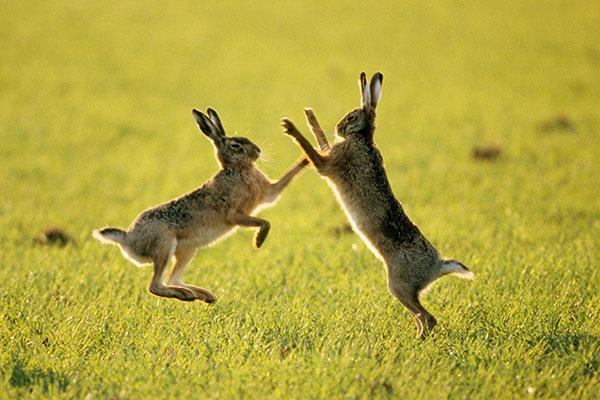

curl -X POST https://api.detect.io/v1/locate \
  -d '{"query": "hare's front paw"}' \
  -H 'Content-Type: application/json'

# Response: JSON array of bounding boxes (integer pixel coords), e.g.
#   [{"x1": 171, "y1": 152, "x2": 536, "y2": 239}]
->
[
  {"x1": 254, "y1": 223, "x2": 271, "y2": 249},
  {"x1": 281, "y1": 118, "x2": 301, "y2": 138},
  {"x1": 254, "y1": 232, "x2": 267, "y2": 248}
]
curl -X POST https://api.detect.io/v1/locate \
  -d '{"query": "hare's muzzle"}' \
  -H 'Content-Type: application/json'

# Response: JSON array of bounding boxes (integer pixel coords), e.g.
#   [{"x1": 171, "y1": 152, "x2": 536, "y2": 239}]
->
[{"x1": 252, "y1": 146, "x2": 261, "y2": 160}]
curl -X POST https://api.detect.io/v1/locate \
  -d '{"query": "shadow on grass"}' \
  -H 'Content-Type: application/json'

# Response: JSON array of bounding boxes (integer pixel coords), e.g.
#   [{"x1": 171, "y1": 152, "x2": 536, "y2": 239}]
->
[
  {"x1": 9, "y1": 360, "x2": 69, "y2": 393},
  {"x1": 545, "y1": 333, "x2": 598, "y2": 374},
  {"x1": 544, "y1": 333, "x2": 596, "y2": 353}
]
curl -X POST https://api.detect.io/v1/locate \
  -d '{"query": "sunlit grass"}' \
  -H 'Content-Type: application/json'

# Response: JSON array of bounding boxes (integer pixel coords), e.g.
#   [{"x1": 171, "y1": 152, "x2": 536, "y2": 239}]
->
[{"x1": 1, "y1": 0, "x2": 598, "y2": 398}]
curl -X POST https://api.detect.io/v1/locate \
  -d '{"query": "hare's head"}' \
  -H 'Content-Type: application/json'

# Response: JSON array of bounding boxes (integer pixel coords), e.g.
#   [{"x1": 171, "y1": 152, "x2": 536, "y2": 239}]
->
[
  {"x1": 335, "y1": 72, "x2": 383, "y2": 140},
  {"x1": 192, "y1": 108, "x2": 261, "y2": 168}
]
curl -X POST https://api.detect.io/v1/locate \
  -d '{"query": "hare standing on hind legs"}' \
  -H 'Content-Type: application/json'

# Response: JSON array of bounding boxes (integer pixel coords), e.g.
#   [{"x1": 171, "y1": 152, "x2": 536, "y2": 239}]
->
[
  {"x1": 94, "y1": 108, "x2": 308, "y2": 303},
  {"x1": 281, "y1": 72, "x2": 473, "y2": 339}
]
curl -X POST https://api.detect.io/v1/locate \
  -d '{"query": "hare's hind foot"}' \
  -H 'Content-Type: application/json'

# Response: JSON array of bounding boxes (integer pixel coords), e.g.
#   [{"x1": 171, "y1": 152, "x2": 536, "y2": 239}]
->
[
  {"x1": 148, "y1": 239, "x2": 200, "y2": 302},
  {"x1": 177, "y1": 284, "x2": 217, "y2": 304},
  {"x1": 416, "y1": 313, "x2": 437, "y2": 340},
  {"x1": 149, "y1": 281, "x2": 216, "y2": 303},
  {"x1": 149, "y1": 283, "x2": 197, "y2": 301},
  {"x1": 166, "y1": 247, "x2": 217, "y2": 304},
  {"x1": 388, "y1": 282, "x2": 437, "y2": 339}
]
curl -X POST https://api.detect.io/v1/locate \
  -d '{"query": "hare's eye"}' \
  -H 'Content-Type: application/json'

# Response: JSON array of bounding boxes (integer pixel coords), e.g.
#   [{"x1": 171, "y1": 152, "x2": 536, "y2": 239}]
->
[
  {"x1": 230, "y1": 142, "x2": 243, "y2": 151},
  {"x1": 348, "y1": 115, "x2": 356, "y2": 121}
]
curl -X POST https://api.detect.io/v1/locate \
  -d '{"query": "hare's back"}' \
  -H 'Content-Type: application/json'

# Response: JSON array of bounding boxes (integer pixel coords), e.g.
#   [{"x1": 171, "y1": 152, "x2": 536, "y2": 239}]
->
[{"x1": 134, "y1": 189, "x2": 207, "y2": 224}]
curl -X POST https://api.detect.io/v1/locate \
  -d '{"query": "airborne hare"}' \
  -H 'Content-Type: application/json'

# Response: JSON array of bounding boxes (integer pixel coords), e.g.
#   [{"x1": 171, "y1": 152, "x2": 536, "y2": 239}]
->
[
  {"x1": 94, "y1": 108, "x2": 307, "y2": 303},
  {"x1": 282, "y1": 72, "x2": 473, "y2": 338}
]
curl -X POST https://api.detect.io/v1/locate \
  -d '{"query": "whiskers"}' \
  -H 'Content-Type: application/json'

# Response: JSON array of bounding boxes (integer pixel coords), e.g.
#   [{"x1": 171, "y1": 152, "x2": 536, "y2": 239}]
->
[{"x1": 256, "y1": 139, "x2": 276, "y2": 166}]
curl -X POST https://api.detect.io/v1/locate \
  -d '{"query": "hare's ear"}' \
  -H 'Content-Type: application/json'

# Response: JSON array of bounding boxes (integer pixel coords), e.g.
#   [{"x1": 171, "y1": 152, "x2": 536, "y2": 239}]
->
[
  {"x1": 359, "y1": 72, "x2": 371, "y2": 109},
  {"x1": 192, "y1": 109, "x2": 222, "y2": 144},
  {"x1": 369, "y1": 72, "x2": 383, "y2": 109},
  {"x1": 206, "y1": 107, "x2": 226, "y2": 136}
]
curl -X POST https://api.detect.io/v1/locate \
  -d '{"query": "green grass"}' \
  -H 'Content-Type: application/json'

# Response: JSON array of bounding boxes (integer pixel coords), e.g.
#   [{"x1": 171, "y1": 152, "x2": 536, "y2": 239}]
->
[{"x1": 1, "y1": 0, "x2": 599, "y2": 398}]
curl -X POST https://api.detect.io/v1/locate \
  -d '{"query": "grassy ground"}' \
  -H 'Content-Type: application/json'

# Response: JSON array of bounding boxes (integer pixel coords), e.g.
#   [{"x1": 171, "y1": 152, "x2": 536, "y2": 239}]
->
[{"x1": 1, "y1": 0, "x2": 599, "y2": 398}]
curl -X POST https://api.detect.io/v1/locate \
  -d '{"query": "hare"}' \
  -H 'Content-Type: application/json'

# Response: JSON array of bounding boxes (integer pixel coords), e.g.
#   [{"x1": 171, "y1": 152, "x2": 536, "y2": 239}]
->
[
  {"x1": 281, "y1": 72, "x2": 473, "y2": 338},
  {"x1": 93, "y1": 108, "x2": 308, "y2": 303}
]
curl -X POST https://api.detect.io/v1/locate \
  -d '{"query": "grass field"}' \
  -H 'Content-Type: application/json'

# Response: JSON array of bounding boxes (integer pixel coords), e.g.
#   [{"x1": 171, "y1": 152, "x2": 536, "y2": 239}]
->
[{"x1": 1, "y1": 0, "x2": 599, "y2": 398}]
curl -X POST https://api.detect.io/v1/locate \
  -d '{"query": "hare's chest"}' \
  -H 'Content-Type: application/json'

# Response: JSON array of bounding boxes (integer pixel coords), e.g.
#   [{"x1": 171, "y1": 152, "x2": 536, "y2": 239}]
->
[
  {"x1": 329, "y1": 180, "x2": 370, "y2": 225},
  {"x1": 229, "y1": 184, "x2": 264, "y2": 214},
  {"x1": 234, "y1": 174, "x2": 270, "y2": 211},
  {"x1": 326, "y1": 144, "x2": 386, "y2": 235}
]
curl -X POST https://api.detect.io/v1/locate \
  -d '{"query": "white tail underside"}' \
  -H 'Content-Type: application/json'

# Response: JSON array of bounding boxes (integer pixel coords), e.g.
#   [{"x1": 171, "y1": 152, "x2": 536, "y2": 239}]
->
[{"x1": 442, "y1": 261, "x2": 474, "y2": 280}]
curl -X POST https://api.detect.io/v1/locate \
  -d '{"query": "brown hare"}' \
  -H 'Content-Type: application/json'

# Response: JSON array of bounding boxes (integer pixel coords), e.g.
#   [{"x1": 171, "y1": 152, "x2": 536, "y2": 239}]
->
[
  {"x1": 94, "y1": 108, "x2": 308, "y2": 303},
  {"x1": 281, "y1": 72, "x2": 473, "y2": 338}
]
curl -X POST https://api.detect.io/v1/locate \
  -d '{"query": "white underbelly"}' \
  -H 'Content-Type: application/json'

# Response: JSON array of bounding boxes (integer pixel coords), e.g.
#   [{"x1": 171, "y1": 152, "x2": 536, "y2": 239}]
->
[
  {"x1": 326, "y1": 179, "x2": 384, "y2": 261},
  {"x1": 178, "y1": 225, "x2": 236, "y2": 248}
]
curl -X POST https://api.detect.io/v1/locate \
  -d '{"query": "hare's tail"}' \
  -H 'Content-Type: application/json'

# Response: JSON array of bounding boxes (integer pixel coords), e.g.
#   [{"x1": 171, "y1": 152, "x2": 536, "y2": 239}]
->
[
  {"x1": 440, "y1": 259, "x2": 474, "y2": 280},
  {"x1": 92, "y1": 227, "x2": 127, "y2": 245}
]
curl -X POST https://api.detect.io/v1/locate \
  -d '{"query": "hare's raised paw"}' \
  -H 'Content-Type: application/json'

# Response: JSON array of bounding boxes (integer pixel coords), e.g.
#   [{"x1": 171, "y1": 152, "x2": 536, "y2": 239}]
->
[
  {"x1": 281, "y1": 118, "x2": 301, "y2": 137},
  {"x1": 254, "y1": 235, "x2": 266, "y2": 249},
  {"x1": 254, "y1": 222, "x2": 271, "y2": 249},
  {"x1": 303, "y1": 108, "x2": 321, "y2": 130}
]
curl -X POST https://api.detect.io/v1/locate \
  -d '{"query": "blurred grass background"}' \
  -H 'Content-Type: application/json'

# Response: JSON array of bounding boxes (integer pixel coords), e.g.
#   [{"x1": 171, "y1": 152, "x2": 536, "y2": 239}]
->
[{"x1": 0, "y1": 1, "x2": 598, "y2": 398}]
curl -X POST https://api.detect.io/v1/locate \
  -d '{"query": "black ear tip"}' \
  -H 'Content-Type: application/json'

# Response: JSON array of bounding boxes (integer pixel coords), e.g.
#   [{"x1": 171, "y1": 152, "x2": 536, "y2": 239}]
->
[
  {"x1": 375, "y1": 72, "x2": 383, "y2": 82},
  {"x1": 207, "y1": 107, "x2": 216, "y2": 114},
  {"x1": 192, "y1": 108, "x2": 201, "y2": 117}
]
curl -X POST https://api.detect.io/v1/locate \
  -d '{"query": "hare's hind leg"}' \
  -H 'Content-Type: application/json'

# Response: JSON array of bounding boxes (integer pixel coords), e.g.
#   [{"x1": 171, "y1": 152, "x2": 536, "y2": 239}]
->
[
  {"x1": 148, "y1": 239, "x2": 196, "y2": 301},
  {"x1": 168, "y1": 246, "x2": 217, "y2": 304},
  {"x1": 388, "y1": 281, "x2": 437, "y2": 339}
]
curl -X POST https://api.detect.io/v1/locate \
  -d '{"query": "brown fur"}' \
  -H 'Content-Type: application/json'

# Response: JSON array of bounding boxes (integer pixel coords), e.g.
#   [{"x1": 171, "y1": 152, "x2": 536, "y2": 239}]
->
[
  {"x1": 282, "y1": 73, "x2": 472, "y2": 338},
  {"x1": 94, "y1": 108, "x2": 308, "y2": 303}
]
